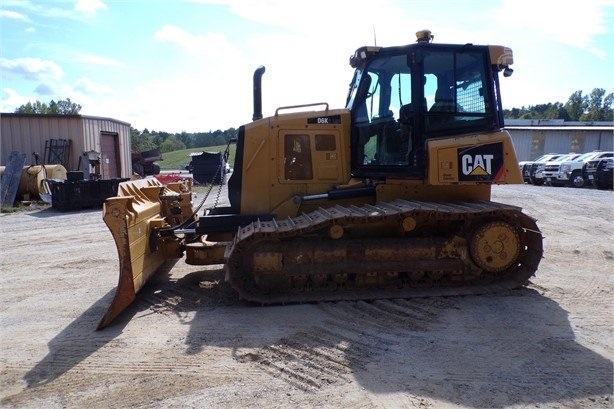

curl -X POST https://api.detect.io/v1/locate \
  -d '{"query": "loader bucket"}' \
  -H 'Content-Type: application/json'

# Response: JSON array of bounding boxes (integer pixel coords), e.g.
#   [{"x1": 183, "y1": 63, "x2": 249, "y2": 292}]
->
[{"x1": 98, "y1": 178, "x2": 192, "y2": 329}]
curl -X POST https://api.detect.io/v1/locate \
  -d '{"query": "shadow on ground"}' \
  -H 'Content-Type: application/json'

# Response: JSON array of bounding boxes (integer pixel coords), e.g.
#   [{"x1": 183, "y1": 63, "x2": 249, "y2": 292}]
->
[{"x1": 15, "y1": 268, "x2": 613, "y2": 408}]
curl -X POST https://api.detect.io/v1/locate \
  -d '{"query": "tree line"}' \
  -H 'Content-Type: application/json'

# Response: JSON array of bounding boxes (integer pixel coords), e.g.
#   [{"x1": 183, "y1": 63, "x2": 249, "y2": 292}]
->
[
  {"x1": 13, "y1": 87, "x2": 613, "y2": 153},
  {"x1": 129, "y1": 127, "x2": 237, "y2": 153},
  {"x1": 13, "y1": 98, "x2": 237, "y2": 153},
  {"x1": 502, "y1": 88, "x2": 612, "y2": 121},
  {"x1": 14, "y1": 98, "x2": 82, "y2": 115}
]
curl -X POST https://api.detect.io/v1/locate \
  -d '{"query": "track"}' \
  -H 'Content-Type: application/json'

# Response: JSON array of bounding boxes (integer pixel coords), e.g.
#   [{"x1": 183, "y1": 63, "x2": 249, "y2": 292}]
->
[{"x1": 225, "y1": 199, "x2": 543, "y2": 303}]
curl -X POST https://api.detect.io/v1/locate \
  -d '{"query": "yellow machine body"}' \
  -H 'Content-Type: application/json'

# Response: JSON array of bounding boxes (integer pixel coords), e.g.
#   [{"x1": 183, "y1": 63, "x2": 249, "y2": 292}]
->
[{"x1": 98, "y1": 33, "x2": 542, "y2": 329}]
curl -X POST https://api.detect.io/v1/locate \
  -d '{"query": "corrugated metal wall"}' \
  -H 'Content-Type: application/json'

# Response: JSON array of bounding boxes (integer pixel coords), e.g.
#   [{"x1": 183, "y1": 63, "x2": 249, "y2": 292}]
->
[
  {"x1": 82, "y1": 116, "x2": 131, "y2": 178},
  {"x1": 507, "y1": 129, "x2": 533, "y2": 161},
  {"x1": 1, "y1": 114, "x2": 131, "y2": 178},
  {"x1": 0, "y1": 114, "x2": 83, "y2": 168},
  {"x1": 507, "y1": 127, "x2": 614, "y2": 161}
]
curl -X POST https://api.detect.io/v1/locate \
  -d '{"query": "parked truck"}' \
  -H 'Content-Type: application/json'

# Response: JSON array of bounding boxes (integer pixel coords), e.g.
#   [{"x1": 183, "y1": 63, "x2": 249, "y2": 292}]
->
[
  {"x1": 545, "y1": 151, "x2": 613, "y2": 187},
  {"x1": 131, "y1": 148, "x2": 162, "y2": 176},
  {"x1": 583, "y1": 154, "x2": 614, "y2": 189}
]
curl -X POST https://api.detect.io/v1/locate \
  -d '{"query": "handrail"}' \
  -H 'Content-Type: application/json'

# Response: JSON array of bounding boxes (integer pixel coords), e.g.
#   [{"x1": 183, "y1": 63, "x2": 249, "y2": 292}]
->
[{"x1": 275, "y1": 102, "x2": 329, "y2": 116}]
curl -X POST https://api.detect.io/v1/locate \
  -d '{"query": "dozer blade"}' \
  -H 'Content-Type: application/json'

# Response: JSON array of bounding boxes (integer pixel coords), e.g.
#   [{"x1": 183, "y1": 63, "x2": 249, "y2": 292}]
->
[{"x1": 98, "y1": 178, "x2": 192, "y2": 329}]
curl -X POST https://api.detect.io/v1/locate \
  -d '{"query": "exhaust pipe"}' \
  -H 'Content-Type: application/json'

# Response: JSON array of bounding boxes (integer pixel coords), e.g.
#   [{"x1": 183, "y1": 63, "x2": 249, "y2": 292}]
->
[{"x1": 252, "y1": 66, "x2": 266, "y2": 121}]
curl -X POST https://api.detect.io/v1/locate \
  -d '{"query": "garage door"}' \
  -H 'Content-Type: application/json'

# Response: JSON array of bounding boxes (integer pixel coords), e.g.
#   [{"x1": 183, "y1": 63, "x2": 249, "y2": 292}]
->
[{"x1": 100, "y1": 133, "x2": 119, "y2": 178}]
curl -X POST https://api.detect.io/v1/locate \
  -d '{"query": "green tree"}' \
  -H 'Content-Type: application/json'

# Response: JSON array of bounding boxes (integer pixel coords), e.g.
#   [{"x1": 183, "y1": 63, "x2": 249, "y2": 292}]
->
[
  {"x1": 14, "y1": 98, "x2": 82, "y2": 115},
  {"x1": 581, "y1": 88, "x2": 613, "y2": 121},
  {"x1": 159, "y1": 135, "x2": 186, "y2": 153},
  {"x1": 130, "y1": 127, "x2": 157, "y2": 153},
  {"x1": 564, "y1": 90, "x2": 586, "y2": 121},
  {"x1": 504, "y1": 89, "x2": 612, "y2": 121},
  {"x1": 177, "y1": 131, "x2": 193, "y2": 148}
]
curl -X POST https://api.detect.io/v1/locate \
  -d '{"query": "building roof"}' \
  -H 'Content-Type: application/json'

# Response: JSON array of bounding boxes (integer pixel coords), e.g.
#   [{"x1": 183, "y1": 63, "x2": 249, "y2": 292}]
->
[
  {"x1": 505, "y1": 126, "x2": 613, "y2": 131},
  {"x1": 0, "y1": 112, "x2": 131, "y2": 127},
  {"x1": 504, "y1": 119, "x2": 613, "y2": 131}
]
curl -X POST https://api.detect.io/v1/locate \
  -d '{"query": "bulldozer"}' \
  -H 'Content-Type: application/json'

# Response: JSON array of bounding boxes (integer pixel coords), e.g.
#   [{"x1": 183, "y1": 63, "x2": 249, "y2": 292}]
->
[{"x1": 99, "y1": 30, "x2": 543, "y2": 329}]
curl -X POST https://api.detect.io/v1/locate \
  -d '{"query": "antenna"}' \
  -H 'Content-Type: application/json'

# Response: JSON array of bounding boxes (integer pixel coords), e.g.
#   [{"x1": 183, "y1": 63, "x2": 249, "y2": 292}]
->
[{"x1": 372, "y1": 25, "x2": 377, "y2": 46}]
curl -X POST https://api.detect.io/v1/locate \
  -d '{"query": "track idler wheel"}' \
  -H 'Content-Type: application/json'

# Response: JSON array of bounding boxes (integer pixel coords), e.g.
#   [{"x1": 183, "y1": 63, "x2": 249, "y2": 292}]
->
[{"x1": 469, "y1": 221, "x2": 521, "y2": 273}]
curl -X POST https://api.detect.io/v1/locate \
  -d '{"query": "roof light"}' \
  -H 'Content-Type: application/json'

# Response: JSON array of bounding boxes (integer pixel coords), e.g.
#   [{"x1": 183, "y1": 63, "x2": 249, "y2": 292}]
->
[{"x1": 416, "y1": 30, "x2": 434, "y2": 43}]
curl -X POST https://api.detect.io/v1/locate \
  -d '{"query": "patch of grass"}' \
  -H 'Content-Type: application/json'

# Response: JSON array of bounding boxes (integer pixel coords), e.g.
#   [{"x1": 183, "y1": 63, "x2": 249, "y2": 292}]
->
[
  {"x1": 1, "y1": 201, "x2": 51, "y2": 214},
  {"x1": 160, "y1": 144, "x2": 237, "y2": 170},
  {"x1": 0, "y1": 206, "x2": 20, "y2": 214}
]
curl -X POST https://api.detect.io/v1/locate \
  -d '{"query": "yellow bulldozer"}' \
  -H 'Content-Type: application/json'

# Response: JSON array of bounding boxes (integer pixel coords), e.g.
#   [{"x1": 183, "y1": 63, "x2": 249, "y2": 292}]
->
[{"x1": 99, "y1": 30, "x2": 543, "y2": 329}]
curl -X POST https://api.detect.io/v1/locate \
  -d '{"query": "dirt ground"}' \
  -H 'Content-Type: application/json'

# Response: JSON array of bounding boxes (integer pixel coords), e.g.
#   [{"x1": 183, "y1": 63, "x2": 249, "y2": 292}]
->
[{"x1": 0, "y1": 183, "x2": 612, "y2": 409}]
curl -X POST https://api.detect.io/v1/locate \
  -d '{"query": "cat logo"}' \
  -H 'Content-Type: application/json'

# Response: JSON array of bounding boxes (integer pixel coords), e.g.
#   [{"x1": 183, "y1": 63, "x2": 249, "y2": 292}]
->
[
  {"x1": 461, "y1": 154, "x2": 494, "y2": 176},
  {"x1": 457, "y1": 143, "x2": 504, "y2": 181}
]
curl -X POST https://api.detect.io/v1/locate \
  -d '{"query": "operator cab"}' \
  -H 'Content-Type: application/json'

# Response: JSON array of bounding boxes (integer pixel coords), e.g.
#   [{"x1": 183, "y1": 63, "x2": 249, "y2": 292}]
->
[{"x1": 346, "y1": 31, "x2": 509, "y2": 179}]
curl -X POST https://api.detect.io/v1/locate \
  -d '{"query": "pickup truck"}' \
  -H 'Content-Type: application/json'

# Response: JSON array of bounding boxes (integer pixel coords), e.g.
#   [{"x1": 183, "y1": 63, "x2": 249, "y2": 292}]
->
[
  {"x1": 595, "y1": 158, "x2": 614, "y2": 190},
  {"x1": 583, "y1": 154, "x2": 614, "y2": 190},
  {"x1": 538, "y1": 153, "x2": 580, "y2": 186},
  {"x1": 519, "y1": 153, "x2": 562, "y2": 184},
  {"x1": 544, "y1": 151, "x2": 613, "y2": 187}
]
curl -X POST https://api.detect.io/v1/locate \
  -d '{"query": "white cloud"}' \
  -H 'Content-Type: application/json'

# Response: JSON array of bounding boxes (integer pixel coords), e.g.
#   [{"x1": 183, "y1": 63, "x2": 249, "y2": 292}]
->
[
  {"x1": 4, "y1": 1, "x2": 73, "y2": 20},
  {"x1": 6, "y1": 1, "x2": 608, "y2": 131},
  {"x1": 74, "y1": 0, "x2": 107, "y2": 17},
  {"x1": 496, "y1": 0, "x2": 611, "y2": 57},
  {"x1": 154, "y1": 25, "x2": 238, "y2": 57},
  {"x1": 2, "y1": 0, "x2": 107, "y2": 20},
  {"x1": 34, "y1": 83, "x2": 56, "y2": 95},
  {"x1": 0, "y1": 57, "x2": 64, "y2": 81},
  {"x1": 125, "y1": 2, "x2": 436, "y2": 131},
  {"x1": 0, "y1": 9, "x2": 31, "y2": 22},
  {"x1": 74, "y1": 77, "x2": 113, "y2": 95},
  {"x1": 1, "y1": 88, "x2": 33, "y2": 112},
  {"x1": 74, "y1": 53, "x2": 123, "y2": 67},
  {"x1": 111, "y1": 65, "x2": 255, "y2": 131}
]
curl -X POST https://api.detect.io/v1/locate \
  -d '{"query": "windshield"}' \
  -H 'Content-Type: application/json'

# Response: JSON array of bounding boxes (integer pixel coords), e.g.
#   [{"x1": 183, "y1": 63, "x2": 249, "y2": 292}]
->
[
  {"x1": 351, "y1": 54, "x2": 412, "y2": 125},
  {"x1": 348, "y1": 44, "x2": 498, "y2": 177},
  {"x1": 551, "y1": 154, "x2": 577, "y2": 163},
  {"x1": 572, "y1": 152, "x2": 596, "y2": 162},
  {"x1": 536, "y1": 155, "x2": 561, "y2": 163},
  {"x1": 349, "y1": 54, "x2": 414, "y2": 168}
]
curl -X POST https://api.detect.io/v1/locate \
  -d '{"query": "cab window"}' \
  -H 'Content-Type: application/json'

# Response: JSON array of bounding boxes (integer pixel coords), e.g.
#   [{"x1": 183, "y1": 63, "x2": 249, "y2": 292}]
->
[
  {"x1": 353, "y1": 55, "x2": 413, "y2": 168},
  {"x1": 423, "y1": 50, "x2": 493, "y2": 133},
  {"x1": 284, "y1": 134, "x2": 313, "y2": 180}
]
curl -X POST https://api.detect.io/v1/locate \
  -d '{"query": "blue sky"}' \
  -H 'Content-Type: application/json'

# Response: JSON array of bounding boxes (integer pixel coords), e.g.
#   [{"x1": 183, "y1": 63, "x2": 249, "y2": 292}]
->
[{"x1": 1, "y1": 0, "x2": 613, "y2": 132}]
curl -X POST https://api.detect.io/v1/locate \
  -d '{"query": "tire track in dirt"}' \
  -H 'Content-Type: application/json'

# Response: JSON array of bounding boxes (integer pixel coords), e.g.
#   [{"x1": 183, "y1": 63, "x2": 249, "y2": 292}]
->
[
  {"x1": 555, "y1": 275, "x2": 610, "y2": 301},
  {"x1": 234, "y1": 298, "x2": 449, "y2": 391},
  {"x1": 10, "y1": 334, "x2": 259, "y2": 382},
  {"x1": 319, "y1": 298, "x2": 450, "y2": 333},
  {"x1": 235, "y1": 327, "x2": 368, "y2": 391}
]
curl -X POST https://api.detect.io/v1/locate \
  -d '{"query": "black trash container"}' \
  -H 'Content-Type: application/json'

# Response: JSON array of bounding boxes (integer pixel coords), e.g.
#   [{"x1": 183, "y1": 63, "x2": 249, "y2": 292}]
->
[
  {"x1": 50, "y1": 178, "x2": 129, "y2": 211},
  {"x1": 190, "y1": 151, "x2": 226, "y2": 185}
]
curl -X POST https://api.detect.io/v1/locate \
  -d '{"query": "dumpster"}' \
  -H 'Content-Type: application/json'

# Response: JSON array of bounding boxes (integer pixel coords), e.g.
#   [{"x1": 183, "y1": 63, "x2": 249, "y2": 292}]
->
[
  {"x1": 50, "y1": 178, "x2": 129, "y2": 211},
  {"x1": 189, "y1": 151, "x2": 226, "y2": 185}
]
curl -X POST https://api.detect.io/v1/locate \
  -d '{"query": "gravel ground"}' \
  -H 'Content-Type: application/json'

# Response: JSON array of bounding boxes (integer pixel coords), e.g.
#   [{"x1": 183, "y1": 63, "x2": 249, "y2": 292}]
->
[{"x1": 0, "y1": 183, "x2": 612, "y2": 408}]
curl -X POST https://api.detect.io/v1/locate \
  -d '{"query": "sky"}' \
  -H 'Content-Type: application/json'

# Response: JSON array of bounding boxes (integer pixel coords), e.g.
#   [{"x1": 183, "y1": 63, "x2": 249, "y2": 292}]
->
[{"x1": 1, "y1": 0, "x2": 613, "y2": 133}]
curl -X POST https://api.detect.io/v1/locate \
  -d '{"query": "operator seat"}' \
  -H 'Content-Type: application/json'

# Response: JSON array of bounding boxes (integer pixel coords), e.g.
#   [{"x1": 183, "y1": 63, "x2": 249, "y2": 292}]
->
[
  {"x1": 427, "y1": 88, "x2": 456, "y2": 131},
  {"x1": 430, "y1": 88, "x2": 456, "y2": 113}
]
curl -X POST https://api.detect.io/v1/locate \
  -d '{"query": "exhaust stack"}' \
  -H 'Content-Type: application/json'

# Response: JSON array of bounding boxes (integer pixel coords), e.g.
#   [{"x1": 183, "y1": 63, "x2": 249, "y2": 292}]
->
[{"x1": 252, "y1": 66, "x2": 266, "y2": 121}]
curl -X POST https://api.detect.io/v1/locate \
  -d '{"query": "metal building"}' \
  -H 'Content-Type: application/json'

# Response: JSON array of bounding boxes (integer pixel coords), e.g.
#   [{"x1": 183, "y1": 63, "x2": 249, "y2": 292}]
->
[
  {"x1": 505, "y1": 119, "x2": 614, "y2": 161},
  {"x1": 0, "y1": 113, "x2": 131, "y2": 178}
]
